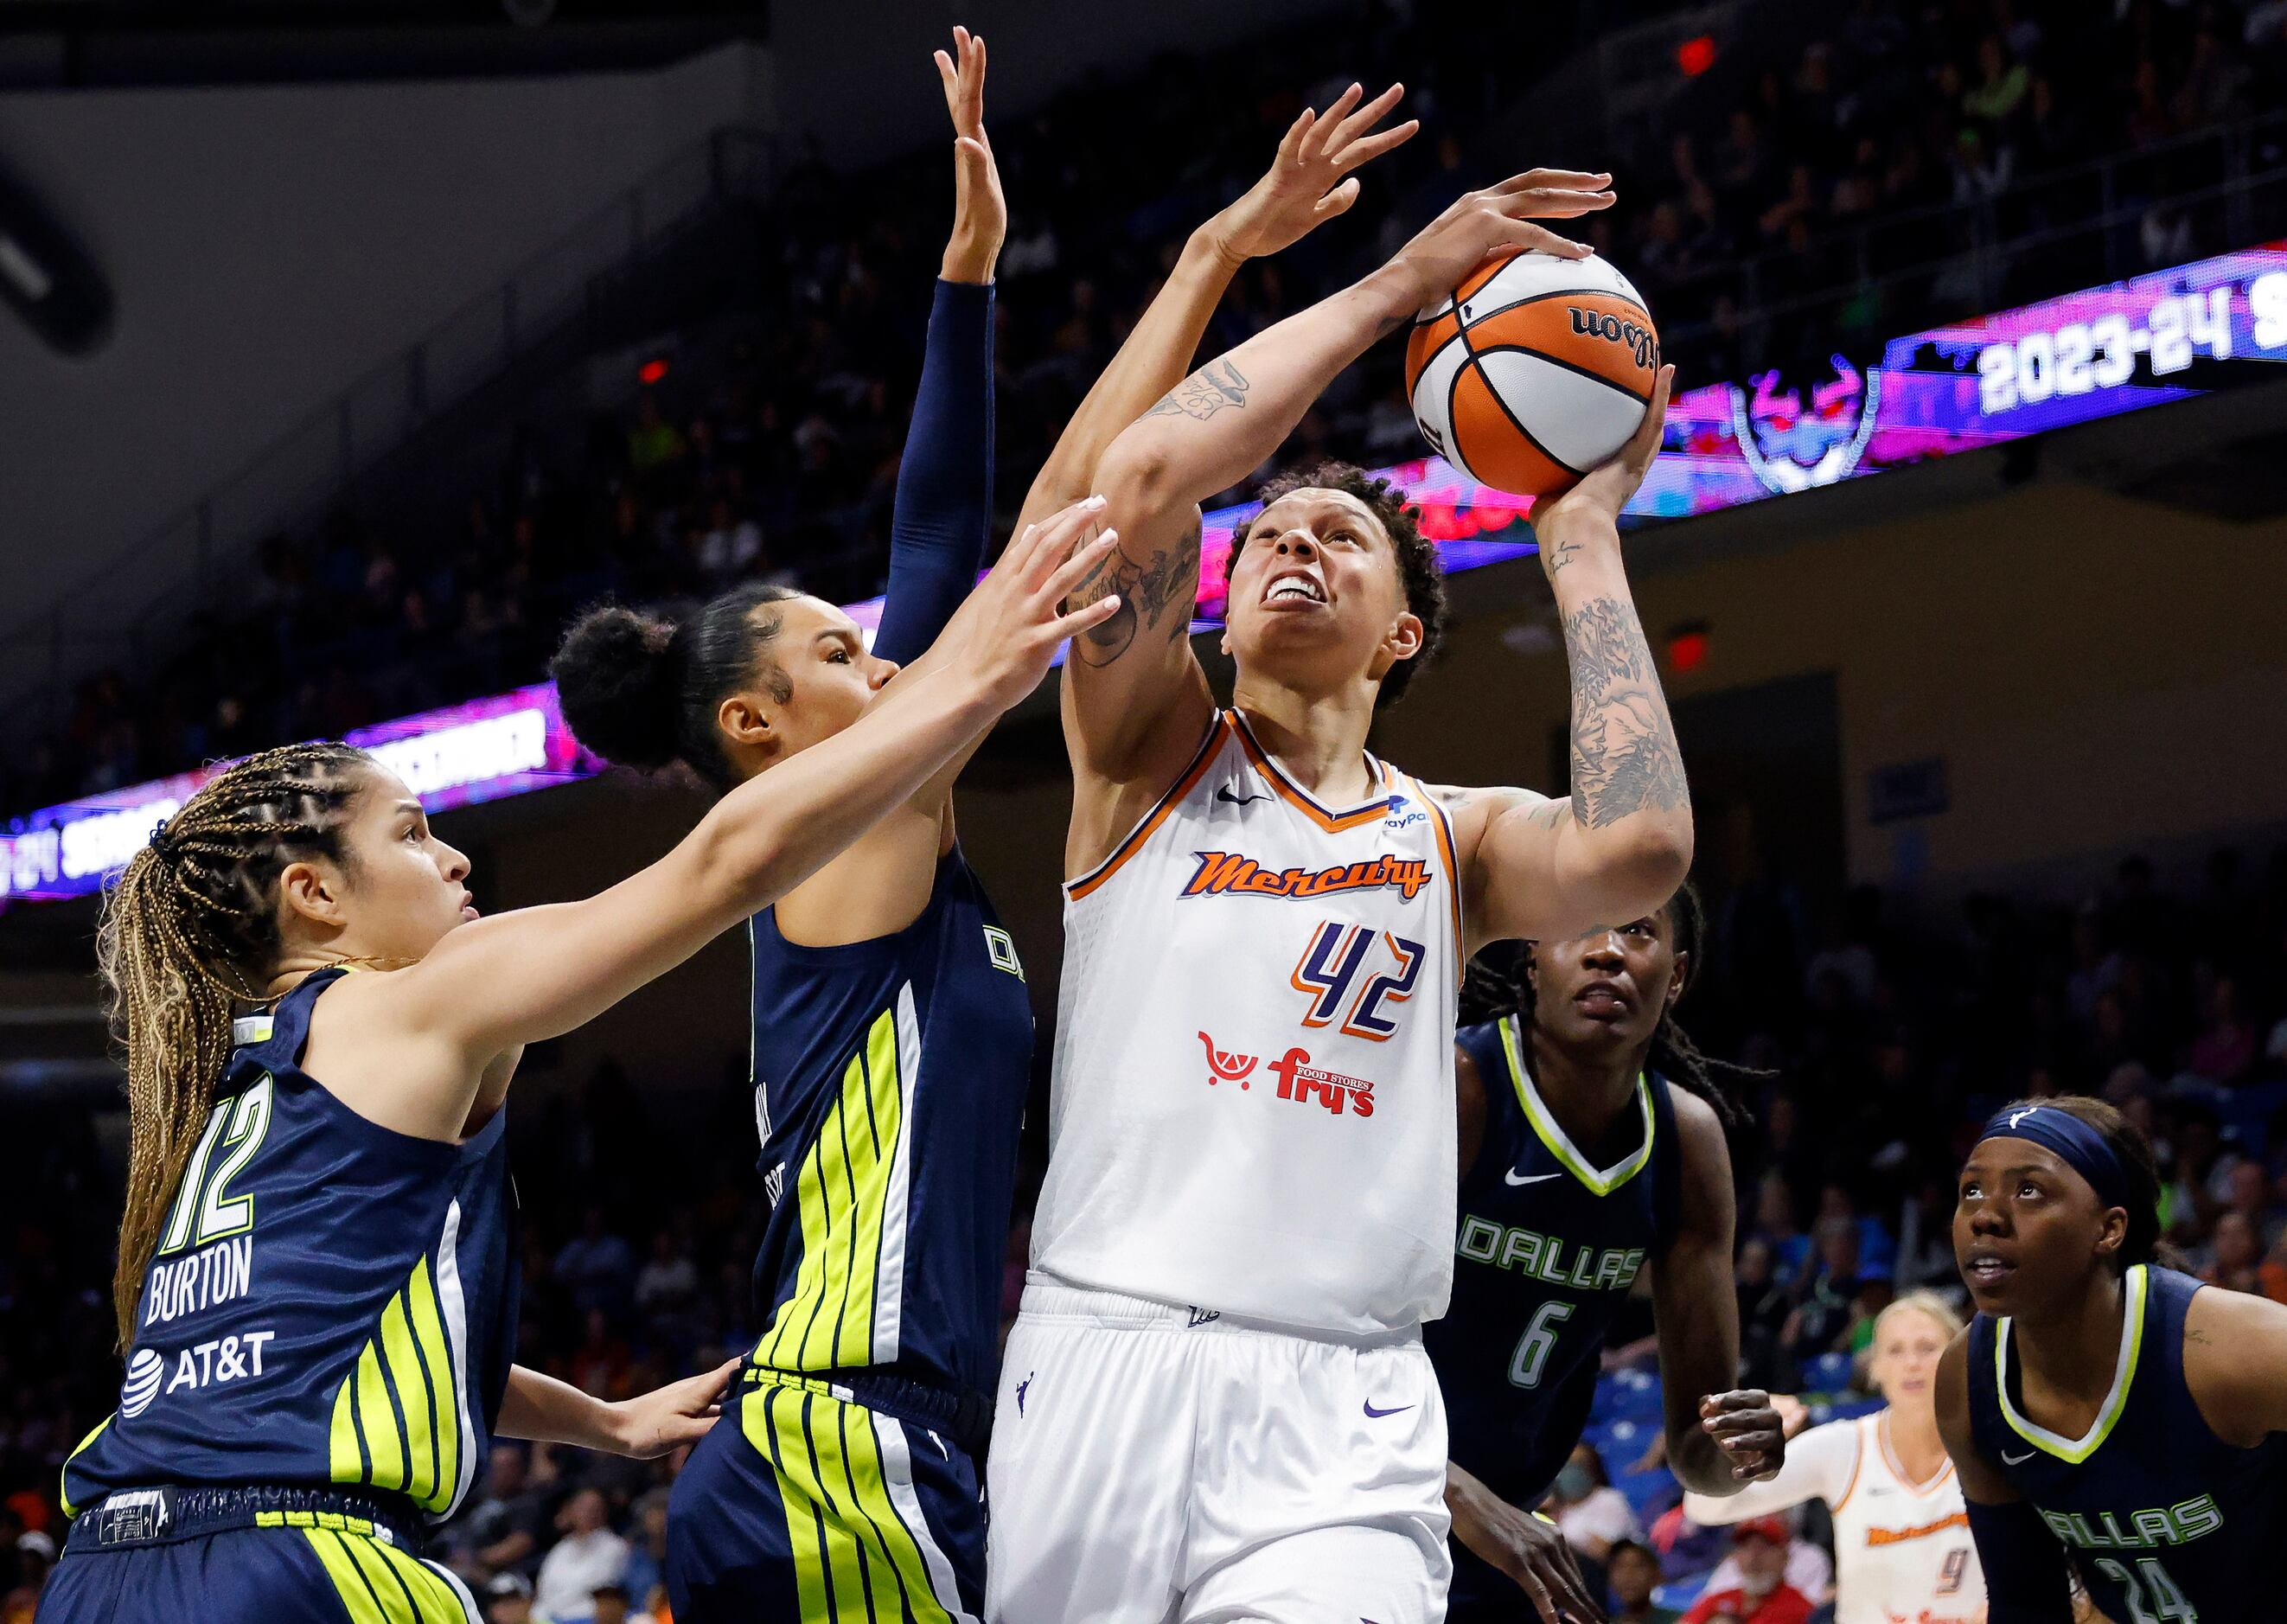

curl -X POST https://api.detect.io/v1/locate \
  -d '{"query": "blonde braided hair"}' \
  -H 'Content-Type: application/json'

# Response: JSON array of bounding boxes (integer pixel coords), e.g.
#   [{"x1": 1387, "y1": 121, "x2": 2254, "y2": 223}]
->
[{"x1": 94, "y1": 742, "x2": 373, "y2": 1347}]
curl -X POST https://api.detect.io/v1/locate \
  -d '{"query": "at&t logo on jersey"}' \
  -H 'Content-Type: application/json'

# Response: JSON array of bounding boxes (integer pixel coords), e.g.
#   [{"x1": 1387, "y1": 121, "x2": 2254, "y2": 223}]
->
[
  {"x1": 124, "y1": 1329, "x2": 278, "y2": 1415},
  {"x1": 1197, "y1": 1032, "x2": 1376, "y2": 1117},
  {"x1": 1181, "y1": 850, "x2": 1432, "y2": 904}
]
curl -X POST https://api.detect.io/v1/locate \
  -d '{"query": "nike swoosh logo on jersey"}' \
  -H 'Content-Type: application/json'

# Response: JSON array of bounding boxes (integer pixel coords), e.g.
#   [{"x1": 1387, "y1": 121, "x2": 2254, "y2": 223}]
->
[
  {"x1": 2002, "y1": 1448, "x2": 2036, "y2": 1465},
  {"x1": 1504, "y1": 1169, "x2": 1561, "y2": 1186},
  {"x1": 1364, "y1": 1399, "x2": 1415, "y2": 1418},
  {"x1": 1216, "y1": 786, "x2": 1268, "y2": 807}
]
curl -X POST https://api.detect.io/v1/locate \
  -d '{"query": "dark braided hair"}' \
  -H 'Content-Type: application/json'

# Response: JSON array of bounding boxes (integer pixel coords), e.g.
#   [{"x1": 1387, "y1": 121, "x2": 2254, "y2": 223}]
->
[
  {"x1": 1460, "y1": 882, "x2": 1763, "y2": 1124},
  {"x1": 95, "y1": 742, "x2": 373, "y2": 1346}
]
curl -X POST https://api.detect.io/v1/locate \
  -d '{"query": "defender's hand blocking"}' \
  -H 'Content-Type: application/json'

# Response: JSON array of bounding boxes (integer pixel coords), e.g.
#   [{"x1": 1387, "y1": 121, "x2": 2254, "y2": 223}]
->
[
  {"x1": 931, "y1": 497, "x2": 1124, "y2": 712},
  {"x1": 1447, "y1": 1466, "x2": 1607, "y2": 1624},
  {"x1": 1383, "y1": 169, "x2": 1616, "y2": 317},
  {"x1": 1211, "y1": 81, "x2": 1419, "y2": 262},
  {"x1": 1699, "y1": 1388, "x2": 1787, "y2": 1482},
  {"x1": 607, "y1": 1357, "x2": 741, "y2": 1459},
  {"x1": 935, "y1": 27, "x2": 1005, "y2": 284}
]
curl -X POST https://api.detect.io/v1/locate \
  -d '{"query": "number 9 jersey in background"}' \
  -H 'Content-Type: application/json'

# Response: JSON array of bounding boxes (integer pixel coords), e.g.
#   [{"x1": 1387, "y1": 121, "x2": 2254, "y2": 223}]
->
[{"x1": 63, "y1": 967, "x2": 517, "y2": 1525}]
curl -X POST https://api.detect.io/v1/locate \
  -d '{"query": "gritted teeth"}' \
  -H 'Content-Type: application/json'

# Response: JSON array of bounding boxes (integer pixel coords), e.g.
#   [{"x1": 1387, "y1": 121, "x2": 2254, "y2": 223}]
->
[{"x1": 1263, "y1": 570, "x2": 1326, "y2": 604}]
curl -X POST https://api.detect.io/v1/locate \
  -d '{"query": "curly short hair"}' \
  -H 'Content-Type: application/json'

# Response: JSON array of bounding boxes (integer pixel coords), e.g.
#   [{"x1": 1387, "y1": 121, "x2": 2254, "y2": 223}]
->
[{"x1": 1222, "y1": 460, "x2": 1447, "y2": 707}]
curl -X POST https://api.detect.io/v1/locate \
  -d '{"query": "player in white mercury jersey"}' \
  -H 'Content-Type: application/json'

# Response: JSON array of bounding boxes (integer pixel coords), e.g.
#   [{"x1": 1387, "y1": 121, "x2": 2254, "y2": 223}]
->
[
  {"x1": 984, "y1": 127, "x2": 1693, "y2": 1624},
  {"x1": 1685, "y1": 1295, "x2": 1987, "y2": 1624}
]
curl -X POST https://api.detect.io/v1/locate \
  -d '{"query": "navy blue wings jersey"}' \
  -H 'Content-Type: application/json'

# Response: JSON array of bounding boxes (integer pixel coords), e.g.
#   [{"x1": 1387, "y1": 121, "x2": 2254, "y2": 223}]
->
[
  {"x1": 745, "y1": 847, "x2": 1032, "y2": 1398},
  {"x1": 1968, "y1": 1263, "x2": 2287, "y2": 1624},
  {"x1": 65, "y1": 968, "x2": 517, "y2": 1523},
  {"x1": 1424, "y1": 1013, "x2": 1683, "y2": 1509}
]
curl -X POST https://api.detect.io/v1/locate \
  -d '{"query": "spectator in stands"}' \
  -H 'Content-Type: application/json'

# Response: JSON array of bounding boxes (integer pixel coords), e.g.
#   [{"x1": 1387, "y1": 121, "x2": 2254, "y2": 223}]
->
[
  {"x1": 482, "y1": 1570, "x2": 533, "y2": 1624},
  {"x1": 1549, "y1": 1442, "x2": 1641, "y2": 1566},
  {"x1": 2189, "y1": 974, "x2": 2259, "y2": 1084},
  {"x1": 617, "y1": 1487, "x2": 671, "y2": 1617},
  {"x1": 590, "y1": 1579, "x2": 653, "y2": 1624},
  {"x1": 532, "y1": 1487, "x2": 628, "y2": 1624},
  {"x1": 633, "y1": 1229, "x2": 700, "y2": 1348},
  {"x1": 554, "y1": 1207, "x2": 636, "y2": 1320},
  {"x1": 2200, "y1": 1210, "x2": 2265, "y2": 1295},
  {"x1": 1608, "y1": 1537, "x2": 1681, "y2": 1624},
  {"x1": 451, "y1": 1443, "x2": 551, "y2": 1582},
  {"x1": 1682, "y1": 1518, "x2": 1817, "y2": 1624}
]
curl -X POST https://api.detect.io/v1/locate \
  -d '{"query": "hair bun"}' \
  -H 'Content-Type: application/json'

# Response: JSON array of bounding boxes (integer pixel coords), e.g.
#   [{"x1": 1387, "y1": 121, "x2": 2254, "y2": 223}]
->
[{"x1": 550, "y1": 604, "x2": 687, "y2": 771}]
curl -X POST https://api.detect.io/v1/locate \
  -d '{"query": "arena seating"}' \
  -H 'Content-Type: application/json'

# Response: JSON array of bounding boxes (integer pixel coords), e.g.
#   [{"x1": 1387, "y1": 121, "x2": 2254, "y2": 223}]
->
[{"x1": 6, "y1": 0, "x2": 2275, "y2": 817}]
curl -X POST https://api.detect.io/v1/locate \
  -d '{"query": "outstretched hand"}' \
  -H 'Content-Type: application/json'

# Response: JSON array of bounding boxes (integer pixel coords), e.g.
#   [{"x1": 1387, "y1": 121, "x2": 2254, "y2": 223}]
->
[
  {"x1": 606, "y1": 1358, "x2": 739, "y2": 1459},
  {"x1": 1211, "y1": 81, "x2": 1419, "y2": 263},
  {"x1": 1382, "y1": 169, "x2": 1616, "y2": 319},
  {"x1": 934, "y1": 26, "x2": 1005, "y2": 284},
  {"x1": 930, "y1": 496, "x2": 1125, "y2": 712}
]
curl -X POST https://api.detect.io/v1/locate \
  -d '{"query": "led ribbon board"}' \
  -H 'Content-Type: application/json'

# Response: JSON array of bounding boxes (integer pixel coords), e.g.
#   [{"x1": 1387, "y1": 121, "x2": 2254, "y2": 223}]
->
[{"x1": 8, "y1": 243, "x2": 2284, "y2": 903}]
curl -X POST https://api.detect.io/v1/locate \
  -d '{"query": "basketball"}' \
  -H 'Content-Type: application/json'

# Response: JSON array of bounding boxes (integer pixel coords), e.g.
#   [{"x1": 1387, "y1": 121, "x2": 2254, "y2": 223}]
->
[{"x1": 1404, "y1": 250, "x2": 1659, "y2": 498}]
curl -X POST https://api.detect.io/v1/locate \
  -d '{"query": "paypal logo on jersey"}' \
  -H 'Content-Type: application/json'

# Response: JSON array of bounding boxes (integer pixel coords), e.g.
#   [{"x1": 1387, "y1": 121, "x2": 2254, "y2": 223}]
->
[{"x1": 1383, "y1": 794, "x2": 1426, "y2": 831}]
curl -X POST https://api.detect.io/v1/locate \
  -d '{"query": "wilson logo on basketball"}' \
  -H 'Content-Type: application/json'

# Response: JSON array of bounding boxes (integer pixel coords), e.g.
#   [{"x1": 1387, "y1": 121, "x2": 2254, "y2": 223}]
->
[
  {"x1": 1180, "y1": 851, "x2": 1433, "y2": 903},
  {"x1": 1568, "y1": 305, "x2": 1659, "y2": 369}
]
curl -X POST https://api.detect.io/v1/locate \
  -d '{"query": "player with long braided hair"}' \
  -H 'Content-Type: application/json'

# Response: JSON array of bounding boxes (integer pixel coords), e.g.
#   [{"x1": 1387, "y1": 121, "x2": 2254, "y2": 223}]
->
[
  {"x1": 36, "y1": 502, "x2": 1117, "y2": 1624},
  {"x1": 1430, "y1": 883, "x2": 1786, "y2": 1624}
]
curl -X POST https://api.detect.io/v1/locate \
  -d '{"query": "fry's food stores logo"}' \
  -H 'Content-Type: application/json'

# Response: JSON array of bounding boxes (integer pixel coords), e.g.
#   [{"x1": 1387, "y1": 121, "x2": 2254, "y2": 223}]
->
[{"x1": 1198, "y1": 1033, "x2": 1375, "y2": 1116}]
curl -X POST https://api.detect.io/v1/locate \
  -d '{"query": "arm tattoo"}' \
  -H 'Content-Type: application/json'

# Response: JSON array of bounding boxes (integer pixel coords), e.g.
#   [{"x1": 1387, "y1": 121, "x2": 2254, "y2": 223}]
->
[
  {"x1": 1144, "y1": 358, "x2": 1249, "y2": 420},
  {"x1": 1538, "y1": 527, "x2": 1583, "y2": 575},
  {"x1": 1064, "y1": 519, "x2": 1202, "y2": 668},
  {"x1": 1561, "y1": 596, "x2": 1688, "y2": 827}
]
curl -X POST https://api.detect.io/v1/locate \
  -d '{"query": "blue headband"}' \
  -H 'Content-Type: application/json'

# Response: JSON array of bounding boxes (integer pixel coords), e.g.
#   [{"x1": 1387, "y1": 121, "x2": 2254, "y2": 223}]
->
[{"x1": 1975, "y1": 1104, "x2": 2133, "y2": 1214}]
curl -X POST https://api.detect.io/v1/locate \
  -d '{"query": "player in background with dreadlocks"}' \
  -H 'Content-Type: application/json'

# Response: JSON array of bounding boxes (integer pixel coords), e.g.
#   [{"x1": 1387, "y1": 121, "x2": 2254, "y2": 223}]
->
[{"x1": 1428, "y1": 883, "x2": 1786, "y2": 1624}]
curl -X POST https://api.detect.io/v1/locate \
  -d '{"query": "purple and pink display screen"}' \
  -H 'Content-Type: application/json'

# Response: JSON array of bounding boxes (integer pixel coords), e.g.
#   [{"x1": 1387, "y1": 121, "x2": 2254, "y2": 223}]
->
[{"x1": 10, "y1": 243, "x2": 2285, "y2": 903}]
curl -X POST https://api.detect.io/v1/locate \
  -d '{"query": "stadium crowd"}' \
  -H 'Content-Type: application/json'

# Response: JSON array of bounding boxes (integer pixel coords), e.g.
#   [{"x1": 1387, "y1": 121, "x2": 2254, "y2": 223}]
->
[
  {"x1": 5, "y1": 0, "x2": 2274, "y2": 817},
  {"x1": 4, "y1": 841, "x2": 2287, "y2": 1620}
]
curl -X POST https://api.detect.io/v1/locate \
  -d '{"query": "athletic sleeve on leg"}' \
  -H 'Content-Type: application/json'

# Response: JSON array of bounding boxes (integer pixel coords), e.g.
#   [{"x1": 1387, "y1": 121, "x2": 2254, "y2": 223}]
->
[
  {"x1": 1963, "y1": 1498, "x2": 2075, "y2": 1624},
  {"x1": 872, "y1": 278, "x2": 995, "y2": 666}
]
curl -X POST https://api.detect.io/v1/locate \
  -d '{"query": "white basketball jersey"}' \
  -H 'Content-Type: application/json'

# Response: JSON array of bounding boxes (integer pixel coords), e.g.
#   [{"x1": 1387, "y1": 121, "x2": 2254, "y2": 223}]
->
[
  {"x1": 1827, "y1": 1412, "x2": 1982, "y2": 1624},
  {"x1": 1032, "y1": 710, "x2": 1461, "y2": 1334}
]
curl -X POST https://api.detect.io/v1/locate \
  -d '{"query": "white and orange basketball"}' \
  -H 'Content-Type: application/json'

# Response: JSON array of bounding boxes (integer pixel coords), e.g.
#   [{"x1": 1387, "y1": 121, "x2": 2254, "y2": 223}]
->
[{"x1": 1402, "y1": 251, "x2": 1659, "y2": 498}]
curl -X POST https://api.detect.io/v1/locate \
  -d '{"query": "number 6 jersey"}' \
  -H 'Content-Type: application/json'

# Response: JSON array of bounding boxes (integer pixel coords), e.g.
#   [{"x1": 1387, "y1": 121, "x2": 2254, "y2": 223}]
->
[
  {"x1": 64, "y1": 968, "x2": 517, "y2": 1523},
  {"x1": 1032, "y1": 710, "x2": 1461, "y2": 1335}
]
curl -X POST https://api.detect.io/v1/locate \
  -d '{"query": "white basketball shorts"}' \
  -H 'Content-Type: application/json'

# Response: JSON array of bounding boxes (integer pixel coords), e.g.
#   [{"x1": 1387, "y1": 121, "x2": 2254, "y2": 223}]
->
[{"x1": 984, "y1": 1275, "x2": 1451, "y2": 1624}]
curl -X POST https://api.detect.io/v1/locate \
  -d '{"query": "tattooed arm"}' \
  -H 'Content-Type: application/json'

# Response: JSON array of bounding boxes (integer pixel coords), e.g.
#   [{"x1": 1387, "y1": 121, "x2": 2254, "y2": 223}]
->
[
  {"x1": 1066, "y1": 169, "x2": 1615, "y2": 873},
  {"x1": 1433, "y1": 368, "x2": 1692, "y2": 950}
]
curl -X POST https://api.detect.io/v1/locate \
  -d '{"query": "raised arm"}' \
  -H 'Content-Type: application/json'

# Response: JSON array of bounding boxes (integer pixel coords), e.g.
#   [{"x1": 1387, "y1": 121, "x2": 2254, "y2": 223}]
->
[
  {"x1": 1441, "y1": 366, "x2": 1694, "y2": 949},
  {"x1": 872, "y1": 27, "x2": 1004, "y2": 669},
  {"x1": 1015, "y1": 81, "x2": 1417, "y2": 534},
  {"x1": 1064, "y1": 170, "x2": 1613, "y2": 856},
  {"x1": 354, "y1": 504, "x2": 1120, "y2": 1138},
  {"x1": 1651, "y1": 1088, "x2": 1786, "y2": 1494}
]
